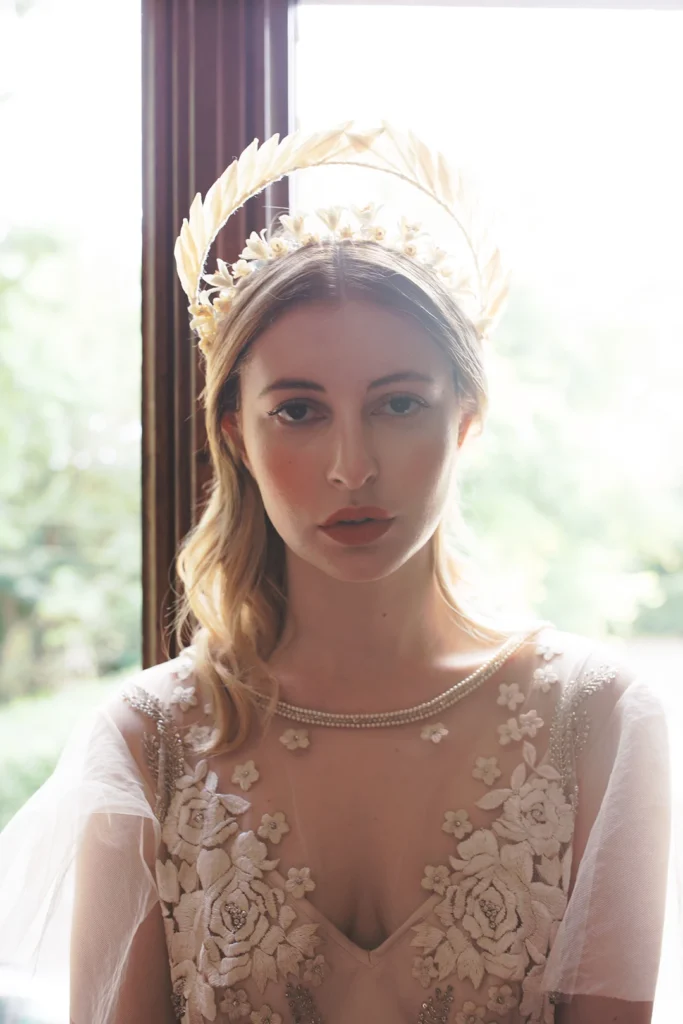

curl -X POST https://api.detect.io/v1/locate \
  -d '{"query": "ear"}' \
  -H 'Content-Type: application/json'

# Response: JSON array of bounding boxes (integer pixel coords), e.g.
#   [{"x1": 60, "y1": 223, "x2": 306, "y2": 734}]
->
[
  {"x1": 220, "y1": 411, "x2": 252, "y2": 473},
  {"x1": 457, "y1": 411, "x2": 475, "y2": 449}
]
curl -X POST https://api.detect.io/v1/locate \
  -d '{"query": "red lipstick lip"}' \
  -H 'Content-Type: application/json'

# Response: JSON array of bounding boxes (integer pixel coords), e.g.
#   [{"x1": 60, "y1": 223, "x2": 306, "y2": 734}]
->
[{"x1": 320, "y1": 506, "x2": 393, "y2": 527}]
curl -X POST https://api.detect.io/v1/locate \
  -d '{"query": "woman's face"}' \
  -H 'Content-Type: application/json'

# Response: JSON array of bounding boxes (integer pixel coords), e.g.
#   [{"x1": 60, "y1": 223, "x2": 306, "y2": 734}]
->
[{"x1": 221, "y1": 298, "x2": 473, "y2": 582}]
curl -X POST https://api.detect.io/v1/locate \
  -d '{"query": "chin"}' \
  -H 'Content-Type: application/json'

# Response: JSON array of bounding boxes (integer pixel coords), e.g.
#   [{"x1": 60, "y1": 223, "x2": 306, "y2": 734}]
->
[{"x1": 295, "y1": 529, "x2": 431, "y2": 583}]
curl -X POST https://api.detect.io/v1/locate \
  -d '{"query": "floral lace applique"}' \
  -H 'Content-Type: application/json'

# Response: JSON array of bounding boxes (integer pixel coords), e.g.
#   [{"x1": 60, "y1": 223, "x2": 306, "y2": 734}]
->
[
  {"x1": 279, "y1": 729, "x2": 310, "y2": 752},
  {"x1": 174, "y1": 646, "x2": 197, "y2": 682},
  {"x1": 219, "y1": 987, "x2": 252, "y2": 1020},
  {"x1": 124, "y1": 688, "x2": 326, "y2": 1021},
  {"x1": 497, "y1": 683, "x2": 525, "y2": 712},
  {"x1": 411, "y1": 639, "x2": 618, "y2": 1024},
  {"x1": 454, "y1": 999, "x2": 487, "y2": 1023},
  {"x1": 232, "y1": 760, "x2": 260, "y2": 791},
  {"x1": 422, "y1": 722, "x2": 449, "y2": 743},
  {"x1": 183, "y1": 723, "x2": 218, "y2": 750},
  {"x1": 258, "y1": 812, "x2": 290, "y2": 845},
  {"x1": 249, "y1": 1005, "x2": 282, "y2": 1023},
  {"x1": 413, "y1": 740, "x2": 571, "y2": 1018},
  {"x1": 301, "y1": 953, "x2": 328, "y2": 987},
  {"x1": 443, "y1": 809, "x2": 474, "y2": 840},
  {"x1": 412, "y1": 639, "x2": 567, "y2": 1021},
  {"x1": 472, "y1": 757, "x2": 502, "y2": 786},
  {"x1": 496, "y1": 717, "x2": 522, "y2": 746},
  {"x1": 171, "y1": 685, "x2": 199, "y2": 712},
  {"x1": 497, "y1": 710, "x2": 544, "y2": 746},
  {"x1": 518, "y1": 711, "x2": 544, "y2": 738},
  {"x1": 284, "y1": 866, "x2": 316, "y2": 899},
  {"x1": 487, "y1": 983, "x2": 516, "y2": 1014},
  {"x1": 535, "y1": 641, "x2": 563, "y2": 663},
  {"x1": 533, "y1": 666, "x2": 559, "y2": 693},
  {"x1": 126, "y1": 635, "x2": 617, "y2": 1024},
  {"x1": 159, "y1": 770, "x2": 325, "y2": 1017}
]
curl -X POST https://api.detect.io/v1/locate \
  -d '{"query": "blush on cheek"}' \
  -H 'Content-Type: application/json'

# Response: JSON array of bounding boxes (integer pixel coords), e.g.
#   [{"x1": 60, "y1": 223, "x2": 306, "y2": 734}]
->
[
  {"x1": 259, "y1": 449, "x2": 317, "y2": 521},
  {"x1": 398, "y1": 434, "x2": 453, "y2": 487}
]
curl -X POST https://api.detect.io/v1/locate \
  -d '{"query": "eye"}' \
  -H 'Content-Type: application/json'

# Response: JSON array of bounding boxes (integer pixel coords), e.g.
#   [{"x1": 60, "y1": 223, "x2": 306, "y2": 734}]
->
[
  {"x1": 268, "y1": 400, "x2": 320, "y2": 425},
  {"x1": 267, "y1": 394, "x2": 429, "y2": 427},
  {"x1": 379, "y1": 395, "x2": 428, "y2": 417}
]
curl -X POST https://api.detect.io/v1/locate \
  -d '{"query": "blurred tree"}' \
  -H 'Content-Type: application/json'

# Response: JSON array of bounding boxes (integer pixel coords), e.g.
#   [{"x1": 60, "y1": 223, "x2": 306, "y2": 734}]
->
[{"x1": 0, "y1": 225, "x2": 142, "y2": 700}]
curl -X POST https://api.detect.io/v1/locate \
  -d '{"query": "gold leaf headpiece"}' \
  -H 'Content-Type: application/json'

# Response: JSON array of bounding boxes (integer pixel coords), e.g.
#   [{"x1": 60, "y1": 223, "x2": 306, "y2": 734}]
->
[{"x1": 174, "y1": 120, "x2": 512, "y2": 356}]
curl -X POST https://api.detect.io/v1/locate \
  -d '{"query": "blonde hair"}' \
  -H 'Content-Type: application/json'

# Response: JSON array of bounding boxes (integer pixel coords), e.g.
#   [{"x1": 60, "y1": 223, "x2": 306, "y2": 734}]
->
[{"x1": 174, "y1": 237, "x2": 542, "y2": 755}]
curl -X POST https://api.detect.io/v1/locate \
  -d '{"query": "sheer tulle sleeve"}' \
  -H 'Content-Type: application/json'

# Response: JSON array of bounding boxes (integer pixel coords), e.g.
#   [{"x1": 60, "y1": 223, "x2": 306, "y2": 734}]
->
[
  {"x1": 540, "y1": 669, "x2": 682, "y2": 1009},
  {"x1": 0, "y1": 690, "x2": 175, "y2": 1024}
]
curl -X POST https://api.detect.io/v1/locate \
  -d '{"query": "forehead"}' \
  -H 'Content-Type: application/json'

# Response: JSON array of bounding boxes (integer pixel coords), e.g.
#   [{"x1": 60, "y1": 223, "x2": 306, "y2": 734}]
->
[{"x1": 241, "y1": 298, "x2": 451, "y2": 386}]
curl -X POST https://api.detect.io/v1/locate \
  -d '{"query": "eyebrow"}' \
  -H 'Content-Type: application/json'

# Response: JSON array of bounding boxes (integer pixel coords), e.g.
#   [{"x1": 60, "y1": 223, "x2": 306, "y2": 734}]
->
[{"x1": 258, "y1": 371, "x2": 437, "y2": 398}]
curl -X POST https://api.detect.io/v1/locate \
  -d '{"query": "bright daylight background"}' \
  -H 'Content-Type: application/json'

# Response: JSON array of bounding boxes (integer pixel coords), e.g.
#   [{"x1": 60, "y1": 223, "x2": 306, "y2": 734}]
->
[{"x1": 0, "y1": 0, "x2": 681, "y2": 1019}]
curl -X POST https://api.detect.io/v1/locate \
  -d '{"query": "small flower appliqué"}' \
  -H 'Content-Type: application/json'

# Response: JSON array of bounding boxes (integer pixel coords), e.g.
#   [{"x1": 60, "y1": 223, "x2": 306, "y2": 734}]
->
[
  {"x1": 472, "y1": 755, "x2": 502, "y2": 786},
  {"x1": 533, "y1": 665, "x2": 559, "y2": 692},
  {"x1": 218, "y1": 988, "x2": 252, "y2": 1021},
  {"x1": 455, "y1": 1003, "x2": 487, "y2": 1024},
  {"x1": 519, "y1": 709, "x2": 544, "y2": 738},
  {"x1": 170, "y1": 685, "x2": 198, "y2": 712},
  {"x1": 421, "y1": 864, "x2": 451, "y2": 895},
  {"x1": 183, "y1": 723, "x2": 216, "y2": 749},
  {"x1": 285, "y1": 866, "x2": 316, "y2": 899},
  {"x1": 301, "y1": 954, "x2": 328, "y2": 988},
  {"x1": 536, "y1": 640, "x2": 562, "y2": 662},
  {"x1": 412, "y1": 955, "x2": 439, "y2": 987},
  {"x1": 257, "y1": 811, "x2": 290, "y2": 845},
  {"x1": 497, "y1": 717, "x2": 523, "y2": 746},
  {"x1": 497, "y1": 682, "x2": 525, "y2": 711},
  {"x1": 174, "y1": 646, "x2": 196, "y2": 681},
  {"x1": 487, "y1": 983, "x2": 517, "y2": 1015},
  {"x1": 279, "y1": 728, "x2": 310, "y2": 751},
  {"x1": 421, "y1": 722, "x2": 449, "y2": 743},
  {"x1": 250, "y1": 1007, "x2": 282, "y2": 1024},
  {"x1": 232, "y1": 760, "x2": 260, "y2": 791},
  {"x1": 442, "y1": 809, "x2": 473, "y2": 840}
]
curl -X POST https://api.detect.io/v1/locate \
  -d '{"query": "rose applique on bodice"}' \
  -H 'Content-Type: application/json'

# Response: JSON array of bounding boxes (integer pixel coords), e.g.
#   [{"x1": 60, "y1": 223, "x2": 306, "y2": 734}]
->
[{"x1": 123, "y1": 635, "x2": 617, "y2": 1024}]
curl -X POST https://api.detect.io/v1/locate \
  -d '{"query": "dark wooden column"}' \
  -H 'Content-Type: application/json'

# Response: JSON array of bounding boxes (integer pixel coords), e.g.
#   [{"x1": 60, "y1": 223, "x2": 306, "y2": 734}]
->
[{"x1": 141, "y1": 0, "x2": 293, "y2": 666}]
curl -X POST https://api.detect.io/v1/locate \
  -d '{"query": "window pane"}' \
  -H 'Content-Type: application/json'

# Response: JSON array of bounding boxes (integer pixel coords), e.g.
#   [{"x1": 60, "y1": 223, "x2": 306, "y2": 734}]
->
[
  {"x1": 0, "y1": 3, "x2": 141, "y2": 1013},
  {"x1": 293, "y1": 4, "x2": 683, "y2": 649}
]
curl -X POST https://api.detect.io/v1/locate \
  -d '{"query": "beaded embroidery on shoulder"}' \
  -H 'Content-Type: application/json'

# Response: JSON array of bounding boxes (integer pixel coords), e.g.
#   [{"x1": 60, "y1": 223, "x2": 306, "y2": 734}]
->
[
  {"x1": 122, "y1": 684, "x2": 186, "y2": 824},
  {"x1": 548, "y1": 660, "x2": 618, "y2": 812}
]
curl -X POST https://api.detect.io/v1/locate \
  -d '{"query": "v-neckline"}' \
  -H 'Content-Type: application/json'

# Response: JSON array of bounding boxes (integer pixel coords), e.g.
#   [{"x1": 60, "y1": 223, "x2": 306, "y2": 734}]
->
[
  {"x1": 269, "y1": 867, "x2": 440, "y2": 967},
  {"x1": 261, "y1": 626, "x2": 553, "y2": 969}
]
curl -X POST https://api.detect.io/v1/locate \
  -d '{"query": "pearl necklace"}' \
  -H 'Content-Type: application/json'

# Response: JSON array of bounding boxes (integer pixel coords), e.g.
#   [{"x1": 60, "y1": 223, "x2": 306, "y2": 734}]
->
[{"x1": 255, "y1": 622, "x2": 551, "y2": 729}]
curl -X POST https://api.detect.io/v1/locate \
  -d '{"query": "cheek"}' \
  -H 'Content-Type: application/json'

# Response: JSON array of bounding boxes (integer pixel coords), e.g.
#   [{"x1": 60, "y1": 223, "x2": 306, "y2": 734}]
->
[
  {"x1": 254, "y1": 439, "x2": 317, "y2": 515},
  {"x1": 387, "y1": 429, "x2": 456, "y2": 496}
]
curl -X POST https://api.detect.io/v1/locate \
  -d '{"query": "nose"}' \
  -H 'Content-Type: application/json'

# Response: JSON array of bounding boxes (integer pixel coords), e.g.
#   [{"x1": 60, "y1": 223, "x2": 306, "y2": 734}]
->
[{"x1": 326, "y1": 418, "x2": 379, "y2": 490}]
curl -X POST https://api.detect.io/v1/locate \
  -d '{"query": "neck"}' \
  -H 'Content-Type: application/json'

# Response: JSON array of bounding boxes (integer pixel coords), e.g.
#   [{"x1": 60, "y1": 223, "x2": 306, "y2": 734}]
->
[{"x1": 266, "y1": 541, "x2": 497, "y2": 713}]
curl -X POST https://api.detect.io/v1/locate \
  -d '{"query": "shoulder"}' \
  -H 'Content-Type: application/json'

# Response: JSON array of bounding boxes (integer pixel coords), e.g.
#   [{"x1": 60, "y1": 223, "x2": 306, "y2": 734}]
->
[
  {"x1": 533, "y1": 624, "x2": 643, "y2": 711},
  {"x1": 104, "y1": 648, "x2": 201, "y2": 737},
  {"x1": 100, "y1": 648, "x2": 210, "y2": 814},
  {"x1": 545, "y1": 627, "x2": 662, "y2": 731},
  {"x1": 536, "y1": 627, "x2": 667, "y2": 799}
]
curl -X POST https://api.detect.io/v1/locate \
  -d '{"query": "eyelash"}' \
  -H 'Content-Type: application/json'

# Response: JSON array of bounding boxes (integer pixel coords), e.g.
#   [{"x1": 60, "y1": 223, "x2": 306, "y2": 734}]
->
[{"x1": 268, "y1": 394, "x2": 429, "y2": 426}]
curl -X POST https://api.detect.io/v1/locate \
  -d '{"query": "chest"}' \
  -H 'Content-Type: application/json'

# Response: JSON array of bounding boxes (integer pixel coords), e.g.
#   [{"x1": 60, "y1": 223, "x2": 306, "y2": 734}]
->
[{"x1": 246, "y1": 706, "x2": 500, "y2": 953}]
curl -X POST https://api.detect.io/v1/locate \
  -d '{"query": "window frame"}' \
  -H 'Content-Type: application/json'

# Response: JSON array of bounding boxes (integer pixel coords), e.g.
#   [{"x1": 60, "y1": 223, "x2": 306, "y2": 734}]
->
[{"x1": 141, "y1": 0, "x2": 292, "y2": 665}]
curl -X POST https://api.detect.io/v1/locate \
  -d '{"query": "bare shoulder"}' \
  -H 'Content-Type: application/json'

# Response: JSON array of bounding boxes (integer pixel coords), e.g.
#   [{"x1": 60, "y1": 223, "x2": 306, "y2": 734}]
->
[
  {"x1": 102, "y1": 648, "x2": 208, "y2": 775},
  {"x1": 536, "y1": 625, "x2": 642, "y2": 718}
]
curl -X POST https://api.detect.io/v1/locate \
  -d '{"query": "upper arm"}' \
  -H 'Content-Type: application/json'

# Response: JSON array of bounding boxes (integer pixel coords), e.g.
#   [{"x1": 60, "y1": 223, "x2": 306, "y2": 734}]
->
[
  {"x1": 556, "y1": 996, "x2": 653, "y2": 1024},
  {"x1": 69, "y1": 691, "x2": 175, "y2": 1024},
  {"x1": 548, "y1": 647, "x2": 670, "y2": 1008}
]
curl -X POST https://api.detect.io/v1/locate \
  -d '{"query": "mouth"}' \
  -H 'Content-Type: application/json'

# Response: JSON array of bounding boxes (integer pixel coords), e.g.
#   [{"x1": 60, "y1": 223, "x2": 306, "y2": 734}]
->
[
  {"x1": 329, "y1": 517, "x2": 378, "y2": 526},
  {"x1": 321, "y1": 506, "x2": 392, "y2": 528},
  {"x1": 319, "y1": 517, "x2": 395, "y2": 546}
]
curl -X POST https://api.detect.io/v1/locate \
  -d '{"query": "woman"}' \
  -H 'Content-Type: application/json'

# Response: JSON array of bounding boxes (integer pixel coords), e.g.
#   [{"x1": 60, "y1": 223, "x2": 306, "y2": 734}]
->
[{"x1": 0, "y1": 123, "x2": 675, "y2": 1024}]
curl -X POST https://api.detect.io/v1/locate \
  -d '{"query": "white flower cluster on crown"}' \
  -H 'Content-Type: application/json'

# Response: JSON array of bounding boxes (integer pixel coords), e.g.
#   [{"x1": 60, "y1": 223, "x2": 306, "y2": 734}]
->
[{"x1": 189, "y1": 203, "x2": 481, "y2": 352}]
